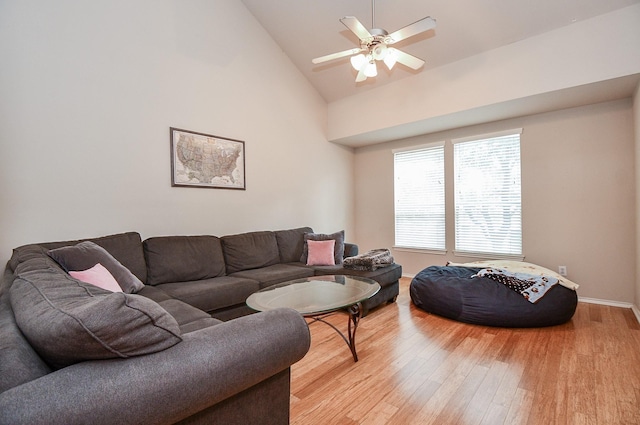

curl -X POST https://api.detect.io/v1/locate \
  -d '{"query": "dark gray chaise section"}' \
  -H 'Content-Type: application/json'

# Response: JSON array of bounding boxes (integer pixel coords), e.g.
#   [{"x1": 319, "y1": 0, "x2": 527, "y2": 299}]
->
[{"x1": 275, "y1": 227, "x2": 402, "y2": 317}]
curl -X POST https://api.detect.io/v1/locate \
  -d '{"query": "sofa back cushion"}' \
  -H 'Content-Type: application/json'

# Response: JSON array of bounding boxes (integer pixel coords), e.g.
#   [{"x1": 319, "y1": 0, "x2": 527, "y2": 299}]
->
[
  {"x1": 47, "y1": 241, "x2": 144, "y2": 293},
  {"x1": 10, "y1": 264, "x2": 182, "y2": 370},
  {"x1": 143, "y1": 236, "x2": 226, "y2": 286},
  {"x1": 222, "y1": 231, "x2": 280, "y2": 274},
  {"x1": 275, "y1": 227, "x2": 313, "y2": 263},
  {"x1": 11, "y1": 232, "x2": 147, "y2": 284}
]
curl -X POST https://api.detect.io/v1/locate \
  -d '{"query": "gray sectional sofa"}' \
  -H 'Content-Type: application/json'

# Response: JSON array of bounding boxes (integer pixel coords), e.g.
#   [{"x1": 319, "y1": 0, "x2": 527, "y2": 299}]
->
[
  {"x1": 142, "y1": 226, "x2": 401, "y2": 320},
  {"x1": 0, "y1": 227, "x2": 401, "y2": 425}
]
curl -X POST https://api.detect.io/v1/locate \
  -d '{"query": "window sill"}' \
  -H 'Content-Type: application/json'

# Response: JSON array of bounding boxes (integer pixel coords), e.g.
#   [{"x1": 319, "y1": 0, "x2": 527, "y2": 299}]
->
[
  {"x1": 393, "y1": 247, "x2": 447, "y2": 255},
  {"x1": 452, "y1": 251, "x2": 525, "y2": 261}
]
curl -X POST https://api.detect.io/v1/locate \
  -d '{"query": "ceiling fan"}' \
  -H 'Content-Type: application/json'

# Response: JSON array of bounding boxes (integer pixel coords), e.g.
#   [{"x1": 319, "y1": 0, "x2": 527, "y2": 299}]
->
[{"x1": 312, "y1": 1, "x2": 436, "y2": 82}]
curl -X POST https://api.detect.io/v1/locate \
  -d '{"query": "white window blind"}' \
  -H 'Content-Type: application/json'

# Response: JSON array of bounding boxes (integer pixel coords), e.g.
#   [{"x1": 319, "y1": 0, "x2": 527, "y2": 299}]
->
[
  {"x1": 394, "y1": 144, "x2": 445, "y2": 250},
  {"x1": 453, "y1": 130, "x2": 522, "y2": 256}
]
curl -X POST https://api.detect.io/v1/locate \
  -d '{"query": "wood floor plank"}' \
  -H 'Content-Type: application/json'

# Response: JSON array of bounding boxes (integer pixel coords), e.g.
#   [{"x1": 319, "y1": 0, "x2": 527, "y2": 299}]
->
[
  {"x1": 357, "y1": 400, "x2": 399, "y2": 425},
  {"x1": 588, "y1": 303, "x2": 603, "y2": 322},
  {"x1": 290, "y1": 278, "x2": 640, "y2": 425},
  {"x1": 386, "y1": 379, "x2": 441, "y2": 424},
  {"x1": 462, "y1": 359, "x2": 510, "y2": 425},
  {"x1": 431, "y1": 363, "x2": 489, "y2": 425},
  {"x1": 502, "y1": 387, "x2": 534, "y2": 425},
  {"x1": 622, "y1": 308, "x2": 640, "y2": 330},
  {"x1": 527, "y1": 325, "x2": 567, "y2": 424}
]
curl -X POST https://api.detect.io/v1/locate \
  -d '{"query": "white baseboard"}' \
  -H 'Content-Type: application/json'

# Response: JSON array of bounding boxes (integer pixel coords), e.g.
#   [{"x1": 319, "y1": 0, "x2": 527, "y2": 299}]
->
[
  {"x1": 578, "y1": 296, "x2": 634, "y2": 309},
  {"x1": 574, "y1": 297, "x2": 640, "y2": 324}
]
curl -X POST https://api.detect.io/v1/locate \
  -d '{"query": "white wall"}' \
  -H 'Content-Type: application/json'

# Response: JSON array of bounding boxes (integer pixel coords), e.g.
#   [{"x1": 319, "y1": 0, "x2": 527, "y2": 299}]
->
[
  {"x1": 354, "y1": 99, "x2": 636, "y2": 303},
  {"x1": 0, "y1": 0, "x2": 354, "y2": 267}
]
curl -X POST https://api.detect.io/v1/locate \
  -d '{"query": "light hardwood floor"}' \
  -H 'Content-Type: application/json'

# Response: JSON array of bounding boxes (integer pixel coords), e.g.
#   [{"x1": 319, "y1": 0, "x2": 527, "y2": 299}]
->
[{"x1": 290, "y1": 278, "x2": 640, "y2": 425}]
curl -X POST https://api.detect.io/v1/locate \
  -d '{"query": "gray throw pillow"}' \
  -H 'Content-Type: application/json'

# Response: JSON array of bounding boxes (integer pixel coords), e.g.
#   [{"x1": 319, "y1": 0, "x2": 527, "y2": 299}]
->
[
  {"x1": 300, "y1": 230, "x2": 345, "y2": 265},
  {"x1": 10, "y1": 266, "x2": 182, "y2": 369},
  {"x1": 48, "y1": 241, "x2": 144, "y2": 293}
]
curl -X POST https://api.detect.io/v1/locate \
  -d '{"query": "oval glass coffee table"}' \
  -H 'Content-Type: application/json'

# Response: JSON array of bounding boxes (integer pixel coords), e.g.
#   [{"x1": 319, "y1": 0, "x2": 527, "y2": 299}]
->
[{"x1": 246, "y1": 275, "x2": 380, "y2": 362}]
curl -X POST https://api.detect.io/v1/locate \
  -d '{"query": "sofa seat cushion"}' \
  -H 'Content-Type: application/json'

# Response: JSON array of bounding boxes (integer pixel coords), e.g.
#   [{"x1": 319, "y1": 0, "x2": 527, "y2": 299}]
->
[
  {"x1": 312, "y1": 263, "x2": 403, "y2": 287},
  {"x1": 143, "y1": 235, "x2": 226, "y2": 286},
  {"x1": 222, "y1": 231, "x2": 280, "y2": 274},
  {"x1": 156, "y1": 299, "x2": 222, "y2": 333},
  {"x1": 155, "y1": 276, "x2": 260, "y2": 313},
  {"x1": 10, "y1": 265, "x2": 182, "y2": 369},
  {"x1": 229, "y1": 264, "x2": 314, "y2": 289},
  {"x1": 136, "y1": 284, "x2": 173, "y2": 303}
]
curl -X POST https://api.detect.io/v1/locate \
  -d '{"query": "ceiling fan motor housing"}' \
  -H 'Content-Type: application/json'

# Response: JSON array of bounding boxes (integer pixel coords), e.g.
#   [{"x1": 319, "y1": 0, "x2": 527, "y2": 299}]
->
[{"x1": 365, "y1": 28, "x2": 390, "y2": 60}]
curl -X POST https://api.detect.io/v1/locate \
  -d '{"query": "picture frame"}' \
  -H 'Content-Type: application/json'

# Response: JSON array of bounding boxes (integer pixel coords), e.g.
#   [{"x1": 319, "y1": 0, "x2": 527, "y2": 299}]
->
[{"x1": 170, "y1": 127, "x2": 245, "y2": 190}]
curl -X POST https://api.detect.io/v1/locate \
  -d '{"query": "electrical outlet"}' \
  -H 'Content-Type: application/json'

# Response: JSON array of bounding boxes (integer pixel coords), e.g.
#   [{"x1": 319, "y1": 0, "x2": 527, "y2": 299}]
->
[{"x1": 558, "y1": 266, "x2": 567, "y2": 276}]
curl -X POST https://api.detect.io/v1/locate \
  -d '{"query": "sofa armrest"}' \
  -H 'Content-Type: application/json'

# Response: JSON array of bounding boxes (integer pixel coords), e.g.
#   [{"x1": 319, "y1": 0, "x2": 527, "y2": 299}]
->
[
  {"x1": 0, "y1": 308, "x2": 310, "y2": 425},
  {"x1": 344, "y1": 242, "x2": 358, "y2": 258}
]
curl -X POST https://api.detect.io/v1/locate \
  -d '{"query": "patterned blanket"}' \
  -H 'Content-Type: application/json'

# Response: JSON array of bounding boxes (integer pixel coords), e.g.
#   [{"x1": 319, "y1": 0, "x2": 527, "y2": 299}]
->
[
  {"x1": 473, "y1": 268, "x2": 559, "y2": 303},
  {"x1": 446, "y1": 260, "x2": 578, "y2": 290},
  {"x1": 343, "y1": 249, "x2": 394, "y2": 271}
]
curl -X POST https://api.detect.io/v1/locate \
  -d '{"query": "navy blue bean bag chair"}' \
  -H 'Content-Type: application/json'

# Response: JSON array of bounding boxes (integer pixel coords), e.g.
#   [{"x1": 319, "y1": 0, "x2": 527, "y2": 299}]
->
[{"x1": 410, "y1": 265, "x2": 578, "y2": 327}]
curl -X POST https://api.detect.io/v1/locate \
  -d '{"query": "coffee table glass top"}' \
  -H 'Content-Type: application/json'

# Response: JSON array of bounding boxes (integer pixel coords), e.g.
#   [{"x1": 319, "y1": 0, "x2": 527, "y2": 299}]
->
[{"x1": 246, "y1": 275, "x2": 380, "y2": 316}]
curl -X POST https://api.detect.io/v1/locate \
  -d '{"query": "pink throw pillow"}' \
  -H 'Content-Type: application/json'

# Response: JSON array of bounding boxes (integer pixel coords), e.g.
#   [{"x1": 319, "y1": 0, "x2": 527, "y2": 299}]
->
[
  {"x1": 69, "y1": 263, "x2": 123, "y2": 292},
  {"x1": 306, "y1": 239, "x2": 336, "y2": 266}
]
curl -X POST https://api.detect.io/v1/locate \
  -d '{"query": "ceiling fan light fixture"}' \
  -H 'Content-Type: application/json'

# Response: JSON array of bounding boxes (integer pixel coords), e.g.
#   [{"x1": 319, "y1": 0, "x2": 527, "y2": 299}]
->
[
  {"x1": 364, "y1": 60, "x2": 377, "y2": 78},
  {"x1": 355, "y1": 68, "x2": 367, "y2": 83},
  {"x1": 383, "y1": 47, "x2": 398, "y2": 70},
  {"x1": 350, "y1": 53, "x2": 367, "y2": 71},
  {"x1": 372, "y1": 43, "x2": 387, "y2": 60}
]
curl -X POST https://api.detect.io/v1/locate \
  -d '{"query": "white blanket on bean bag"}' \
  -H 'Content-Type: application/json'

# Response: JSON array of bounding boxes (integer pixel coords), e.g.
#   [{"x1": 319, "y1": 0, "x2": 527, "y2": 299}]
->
[{"x1": 446, "y1": 260, "x2": 579, "y2": 291}]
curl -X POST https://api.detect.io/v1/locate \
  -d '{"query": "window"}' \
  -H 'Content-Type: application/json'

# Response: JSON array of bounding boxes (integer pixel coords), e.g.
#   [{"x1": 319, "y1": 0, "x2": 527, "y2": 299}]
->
[
  {"x1": 393, "y1": 143, "x2": 445, "y2": 251},
  {"x1": 453, "y1": 129, "x2": 522, "y2": 256},
  {"x1": 392, "y1": 129, "x2": 523, "y2": 258}
]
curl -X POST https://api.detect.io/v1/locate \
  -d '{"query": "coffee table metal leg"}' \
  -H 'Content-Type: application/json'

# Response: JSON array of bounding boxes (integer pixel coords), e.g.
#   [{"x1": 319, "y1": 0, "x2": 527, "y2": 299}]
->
[
  {"x1": 347, "y1": 302, "x2": 362, "y2": 362},
  {"x1": 306, "y1": 301, "x2": 363, "y2": 362}
]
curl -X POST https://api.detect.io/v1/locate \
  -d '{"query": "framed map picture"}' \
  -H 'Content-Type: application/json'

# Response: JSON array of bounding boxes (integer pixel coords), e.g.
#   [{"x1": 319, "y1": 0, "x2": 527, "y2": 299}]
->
[{"x1": 170, "y1": 127, "x2": 245, "y2": 190}]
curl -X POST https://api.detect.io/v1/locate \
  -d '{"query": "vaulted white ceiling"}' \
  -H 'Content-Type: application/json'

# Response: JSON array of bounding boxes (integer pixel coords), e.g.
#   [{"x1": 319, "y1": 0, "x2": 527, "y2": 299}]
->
[{"x1": 241, "y1": 0, "x2": 640, "y2": 103}]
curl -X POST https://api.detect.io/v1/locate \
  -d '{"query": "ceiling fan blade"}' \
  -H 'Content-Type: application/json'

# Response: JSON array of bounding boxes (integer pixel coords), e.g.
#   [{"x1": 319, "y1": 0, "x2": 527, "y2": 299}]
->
[
  {"x1": 387, "y1": 16, "x2": 436, "y2": 44},
  {"x1": 340, "y1": 16, "x2": 373, "y2": 42},
  {"x1": 394, "y1": 49, "x2": 426, "y2": 70},
  {"x1": 312, "y1": 47, "x2": 364, "y2": 64}
]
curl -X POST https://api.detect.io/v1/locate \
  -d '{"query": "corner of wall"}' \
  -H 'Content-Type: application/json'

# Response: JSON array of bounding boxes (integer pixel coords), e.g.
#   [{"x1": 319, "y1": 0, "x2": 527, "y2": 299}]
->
[
  {"x1": 633, "y1": 305, "x2": 640, "y2": 325},
  {"x1": 634, "y1": 80, "x2": 640, "y2": 316}
]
